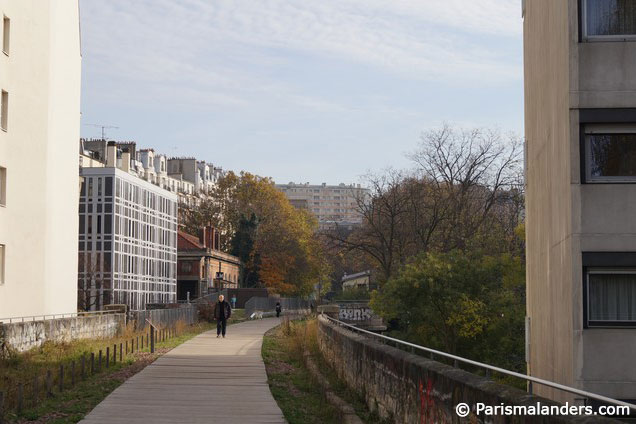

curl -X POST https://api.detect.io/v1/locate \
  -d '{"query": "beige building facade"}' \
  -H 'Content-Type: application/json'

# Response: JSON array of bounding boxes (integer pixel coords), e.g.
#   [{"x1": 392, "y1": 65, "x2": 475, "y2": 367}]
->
[
  {"x1": 276, "y1": 182, "x2": 368, "y2": 226},
  {"x1": 525, "y1": 0, "x2": 636, "y2": 402},
  {"x1": 0, "y1": 0, "x2": 81, "y2": 319}
]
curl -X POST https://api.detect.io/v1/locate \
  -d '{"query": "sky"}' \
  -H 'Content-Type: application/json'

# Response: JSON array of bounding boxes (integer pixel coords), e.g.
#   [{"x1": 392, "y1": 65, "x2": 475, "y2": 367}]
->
[{"x1": 79, "y1": 0, "x2": 523, "y2": 185}]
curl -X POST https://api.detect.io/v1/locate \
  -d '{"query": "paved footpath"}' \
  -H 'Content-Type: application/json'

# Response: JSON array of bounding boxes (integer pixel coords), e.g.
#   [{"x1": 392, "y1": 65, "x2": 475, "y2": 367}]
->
[{"x1": 81, "y1": 318, "x2": 286, "y2": 424}]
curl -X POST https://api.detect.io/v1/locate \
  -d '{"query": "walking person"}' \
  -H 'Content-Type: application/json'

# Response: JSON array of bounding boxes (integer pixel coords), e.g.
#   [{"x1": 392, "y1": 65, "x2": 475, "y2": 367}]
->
[
  {"x1": 214, "y1": 294, "x2": 232, "y2": 338},
  {"x1": 275, "y1": 301, "x2": 282, "y2": 318}
]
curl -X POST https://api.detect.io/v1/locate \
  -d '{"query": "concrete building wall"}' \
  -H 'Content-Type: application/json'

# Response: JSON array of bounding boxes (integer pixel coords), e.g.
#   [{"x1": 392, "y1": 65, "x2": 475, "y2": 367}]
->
[
  {"x1": 524, "y1": 0, "x2": 574, "y2": 402},
  {"x1": 0, "y1": 0, "x2": 81, "y2": 318},
  {"x1": 526, "y1": 0, "x2": 636, "y2": 401}
]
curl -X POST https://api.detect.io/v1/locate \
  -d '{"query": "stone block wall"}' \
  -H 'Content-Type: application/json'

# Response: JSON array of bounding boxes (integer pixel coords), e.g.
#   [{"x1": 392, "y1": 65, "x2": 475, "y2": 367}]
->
[
  {"x1": 1, "y1": 313, "x2": 125, "y2": 352},
  {"x1": 317, "y1": 315, "x2": 618, "y2": 424}
]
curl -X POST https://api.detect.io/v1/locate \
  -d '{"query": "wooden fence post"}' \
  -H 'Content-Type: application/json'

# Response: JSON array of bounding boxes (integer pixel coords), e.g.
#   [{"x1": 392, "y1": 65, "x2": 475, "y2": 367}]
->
[
  {"x1": 106, "y1": 347, "x2": 110, "y2": 368},
  {"x1": 125, "y1": 340, "x2": 128, "y2": 355},
  {"x1": 59, "y1": 364, "x2": 64, "y2": 392},
  {"x1": 113, "y1": 344, "x2": 117, "y2": 363},
  {"x1": 136, "y1": 336, "x2": 139, "y2": 351},
  {"x1": 17, "y1": 383, "x2": 23, "y2": 413},
  {"x1": 32, "y1": 375, "x2": 38, "y2": 407},
  {"x1": 46, "y1": 370, "x2": 53, "y2": 398},
  {"x1": 0, "y1": 390, "x2": 4, "y2": 424},
  {"x1": 90, "y1": 352, "x2": 95, "y2": 375},
  {"x1": 98, "y1": 350, "x2": 102, "y2": 371},
  {"x1": 120, "y1": 343, "x2": 122, "y2": 362},
  {"x1": 150, "y1": 326, "x2": 155, "y2": 353}
]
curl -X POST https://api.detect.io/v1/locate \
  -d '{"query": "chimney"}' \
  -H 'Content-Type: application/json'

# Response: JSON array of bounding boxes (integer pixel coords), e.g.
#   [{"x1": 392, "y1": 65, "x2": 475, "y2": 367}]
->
[
  {"x1": 198, "y1": 227, "x2": 207, "y2": 247},
  {"x1": 106, "y1": 142, "x2": 116, "y2": 167},
  {"x1": 214, "y1": 230, "x2": 221, "y2": 251},
  {"x1": 121, "y1": 149, "x2": 130, "y2": 173},
  {"x1": 205, "y1": 225, "x2": 215, "y2": 250}
]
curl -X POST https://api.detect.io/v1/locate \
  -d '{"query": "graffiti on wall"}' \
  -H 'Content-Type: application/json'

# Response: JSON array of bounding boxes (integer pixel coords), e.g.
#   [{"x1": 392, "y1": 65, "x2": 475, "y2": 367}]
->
[{"x1": 339, "y1": 306, "x2": 373, "y2": 321}]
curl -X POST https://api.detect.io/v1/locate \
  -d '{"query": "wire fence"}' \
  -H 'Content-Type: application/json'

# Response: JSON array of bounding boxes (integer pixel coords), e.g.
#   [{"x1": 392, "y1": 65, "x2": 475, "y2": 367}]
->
[
  {"x1": 0, "y1": 310, "x2": 118, "y2": 324},
  {"x1": 0, "y1": 323, "x2": 184, "y2": 421},
  {"x1": 244, "y1": 297, "x2": 310, "y2": 317},
  {"x1": 131, "y1": 306, "x2": 198, "y2": 331}
]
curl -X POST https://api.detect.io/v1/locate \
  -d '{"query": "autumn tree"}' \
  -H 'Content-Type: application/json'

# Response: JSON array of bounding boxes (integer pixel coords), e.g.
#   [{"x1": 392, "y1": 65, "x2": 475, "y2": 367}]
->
[{"x1": 181, "y1": 171, "x2": 329, "y2": 296}]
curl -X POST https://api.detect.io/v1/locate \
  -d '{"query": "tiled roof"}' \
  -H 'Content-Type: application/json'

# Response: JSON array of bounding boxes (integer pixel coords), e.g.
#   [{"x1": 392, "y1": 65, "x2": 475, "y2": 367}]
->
[{"x1": 178, "y1": 231, "x2": 204, "y2": 250}]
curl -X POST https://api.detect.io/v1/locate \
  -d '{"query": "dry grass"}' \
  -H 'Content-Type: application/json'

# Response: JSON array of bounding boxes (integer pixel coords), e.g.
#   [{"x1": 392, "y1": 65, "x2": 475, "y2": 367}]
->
[{"x1": 0, "y1": 319, "x2": 214, "y2": 419}]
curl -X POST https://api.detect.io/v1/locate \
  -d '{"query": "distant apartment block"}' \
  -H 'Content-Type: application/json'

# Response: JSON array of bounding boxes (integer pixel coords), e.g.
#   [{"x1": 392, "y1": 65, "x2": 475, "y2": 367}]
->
[
  {"x1": 79, "y1": 160, "x2": 178, "y2": 312},
  {"x1": 276, "y1": 182, "x2": 369, "y2": 226},
  {"x1": 0, "y1": 1, "x2": 81, "y2": 318},
  {"x1": 525, "y1": 0, "x2": 636, "y2": 402}
]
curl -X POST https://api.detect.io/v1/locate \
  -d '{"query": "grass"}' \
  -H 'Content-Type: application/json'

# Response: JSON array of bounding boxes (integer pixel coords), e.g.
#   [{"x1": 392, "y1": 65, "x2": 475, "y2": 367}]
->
[
  {"x1": 262, "y1": 318, "x2": 387, "y2": 424},
  {"x1": 262, "y1": 320, "x2": 340, "y2": 424},
  {"x1": 0, "y1": 313, "x2": 248, "y2": 424}
]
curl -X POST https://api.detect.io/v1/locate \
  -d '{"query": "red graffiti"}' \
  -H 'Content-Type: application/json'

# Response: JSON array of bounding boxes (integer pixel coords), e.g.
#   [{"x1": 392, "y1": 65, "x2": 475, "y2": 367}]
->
[{"x1": 419, "y1": 378, "x2": 435, "y2": 424}]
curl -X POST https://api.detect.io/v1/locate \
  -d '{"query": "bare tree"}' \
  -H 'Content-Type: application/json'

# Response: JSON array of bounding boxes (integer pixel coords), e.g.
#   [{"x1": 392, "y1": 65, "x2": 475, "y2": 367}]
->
[{"x1": 325, "y1": 124, "x2": 524, "y2": 284}]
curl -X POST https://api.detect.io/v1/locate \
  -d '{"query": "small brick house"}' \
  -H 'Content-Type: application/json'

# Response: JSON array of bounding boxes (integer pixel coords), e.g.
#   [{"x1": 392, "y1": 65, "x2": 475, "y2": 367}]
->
[{"x1": 177, "y1": 226, "x2": 241, "y2": 301}]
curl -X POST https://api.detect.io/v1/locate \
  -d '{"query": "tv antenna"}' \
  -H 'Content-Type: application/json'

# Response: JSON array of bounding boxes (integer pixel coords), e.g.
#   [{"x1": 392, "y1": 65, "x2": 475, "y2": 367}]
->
[{"x1": 85, "y1": 124, "x2": 119, "y2": 140}]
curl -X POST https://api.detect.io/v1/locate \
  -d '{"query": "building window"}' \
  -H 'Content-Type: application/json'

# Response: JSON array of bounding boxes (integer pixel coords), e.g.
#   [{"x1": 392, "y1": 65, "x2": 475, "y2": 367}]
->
[
  {"x1": 1, "y1": 90, "x2": 7, "y2": 131},
  {"x1": 587, "y1": 269, "x2": 636, "y2": 327},
  {"x1": 0, "y1": 166, "x2": 5, "y2": 206},
  {"x1": 0, "y1": 244, "x2": 4, "y2": 284},
  {"x1": 582, "y1": 0, "x2": 636, "y2": 40},
  {"x1": 584, "y1": 125, "x2": 636, "y2": 182},
  {"x1": 2, "y1": 16, "x2": 8, "y2": 55}
]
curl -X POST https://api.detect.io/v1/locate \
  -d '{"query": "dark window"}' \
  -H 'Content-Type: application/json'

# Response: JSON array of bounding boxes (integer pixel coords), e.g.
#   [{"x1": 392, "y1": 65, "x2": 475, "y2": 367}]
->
[
  {"x1": 80, "y1": 180, "x2": 86, "y2": 197},
  {"x1": 97, "y1": 216, "x2": 102, "y2": 234},
  {"x1": 79, "y1": 215, "x2": 85, "y2": 234},
  {"x1": 583, "y1": 0, "x2": 636, "y2": 40},
  {"x1": 104, "y1": 214, "x2": 112, "y2": 234},
  {"x1": 585, "y1": 126, "x2": 636, "y2": 181},
  {"x1": 105, "y1": 204, "x2": 112, "y2": 213},
  {"x1": 587, "y1": 269, "x2": 636, "y2": 326},
  {"x1": 105, "y1": 177, "x2": 113, "y2": 196}
]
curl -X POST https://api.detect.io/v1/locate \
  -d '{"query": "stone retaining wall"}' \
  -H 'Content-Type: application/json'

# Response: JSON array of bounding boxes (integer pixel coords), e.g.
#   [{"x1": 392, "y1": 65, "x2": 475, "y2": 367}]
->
[
  {"x1": 1, "y1": 313, "x2": 125, "y2": 352},
  {"x1": 317, "y1": 315, "x2": 619, "y2": 424}
]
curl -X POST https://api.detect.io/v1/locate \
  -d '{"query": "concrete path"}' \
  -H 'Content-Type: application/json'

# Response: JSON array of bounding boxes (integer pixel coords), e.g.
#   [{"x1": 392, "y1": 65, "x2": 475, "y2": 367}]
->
[{"x1": 81, "y1": 318, "x2": 286, "y2": 424}]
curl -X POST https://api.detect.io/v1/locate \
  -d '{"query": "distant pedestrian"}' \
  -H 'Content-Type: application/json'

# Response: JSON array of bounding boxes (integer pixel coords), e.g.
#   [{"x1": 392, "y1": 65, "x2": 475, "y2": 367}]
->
[
  {"x1": 275, "y1": 302, "x2": 282, "y2": 318},
  {"x1": 231, "y1": 295, "x2": 237, "y2": 309},
  {"x1": 214, "y1": 294, "x2": 232, "y2": 338}
]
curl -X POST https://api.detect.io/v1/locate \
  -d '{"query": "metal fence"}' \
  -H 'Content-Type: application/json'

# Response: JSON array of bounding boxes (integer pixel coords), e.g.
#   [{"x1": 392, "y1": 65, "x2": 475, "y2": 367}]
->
[
  {"x1": 322, "y1": 314, "x2": 636, "y2": 413},
  {"x1": 132, "y1": 306, "x2": 198, "y2": 331},
  {"x1": 0, "y1": 310, "x2": 118, "y2": 324},
  {"x1": 244, "y1": 297, "x2": 310, "y2": 317}
]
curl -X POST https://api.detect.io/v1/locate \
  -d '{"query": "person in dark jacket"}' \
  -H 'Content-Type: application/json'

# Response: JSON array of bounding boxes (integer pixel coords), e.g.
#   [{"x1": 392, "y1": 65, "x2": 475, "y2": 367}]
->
[
  {"x1": 214, "y1": 295, "x2": 232, "y2": 338},
  {"x1": 275, "y1": 302, "x2": 282, "y2": 318}
]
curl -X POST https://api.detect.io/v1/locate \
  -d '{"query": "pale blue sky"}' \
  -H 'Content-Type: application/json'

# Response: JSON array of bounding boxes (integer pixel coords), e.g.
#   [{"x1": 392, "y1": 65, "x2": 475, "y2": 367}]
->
[{"x1": 79, "y1": 0, "x2": 523, "y2": 184}]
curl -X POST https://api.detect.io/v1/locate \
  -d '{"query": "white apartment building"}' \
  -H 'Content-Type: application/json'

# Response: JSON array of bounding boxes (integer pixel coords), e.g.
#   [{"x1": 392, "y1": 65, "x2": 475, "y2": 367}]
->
[
  {"x1": 79, "y1": 164, "x2": 178, "y2": 312},
  {"x1": 80, "y1": 139, "x2": 222, "y2": 207},
  {"x1": 276, "y1": 182, "x2": 369, "y2": 226},
  {"x1": 0, "y1": 1, "x2": 81, "y2": 318}
]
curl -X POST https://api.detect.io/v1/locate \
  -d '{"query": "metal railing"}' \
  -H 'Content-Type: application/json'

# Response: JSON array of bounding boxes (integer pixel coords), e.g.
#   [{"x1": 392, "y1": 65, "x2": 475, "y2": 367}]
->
[
  {"x1": 0, "y1": 310, "x2": 119, "y2": 324},
  {"x1": 322, "y1": 314, "x2": 636, "y2": 413}
]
